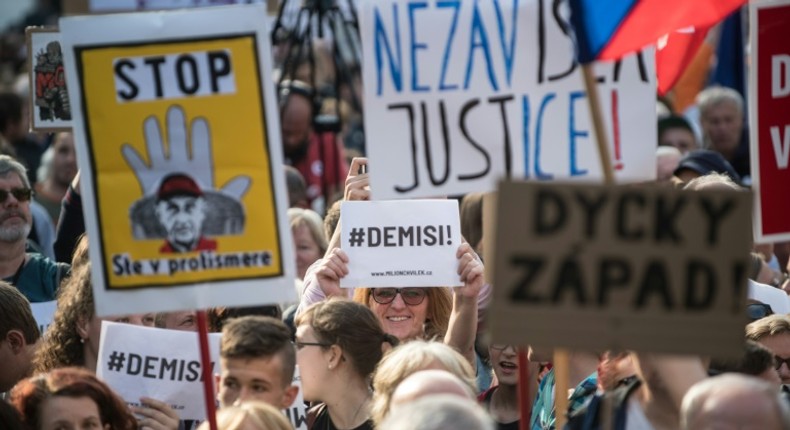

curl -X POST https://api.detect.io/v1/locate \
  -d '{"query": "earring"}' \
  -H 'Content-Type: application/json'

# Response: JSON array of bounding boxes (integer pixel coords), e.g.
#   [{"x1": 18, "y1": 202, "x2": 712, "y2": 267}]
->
[
  {"x1": 79, "y1": 338, "x2": 85, "y2": 344},
  {"x1": 328, "y1": 364, "x2": 334, "y2": 370}
]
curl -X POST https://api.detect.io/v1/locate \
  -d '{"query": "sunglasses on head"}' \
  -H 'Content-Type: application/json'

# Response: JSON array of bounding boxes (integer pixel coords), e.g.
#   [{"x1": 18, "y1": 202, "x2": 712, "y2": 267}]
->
[
  {"x1": 371, "y1": 288, "x2": 427, "y2": 306},
  {"x1": 0, "y1": 188, "x2": 33, "y2": 203},
  {"x1": 747, "y1": 303, "x2": 773, "y2": 321}
]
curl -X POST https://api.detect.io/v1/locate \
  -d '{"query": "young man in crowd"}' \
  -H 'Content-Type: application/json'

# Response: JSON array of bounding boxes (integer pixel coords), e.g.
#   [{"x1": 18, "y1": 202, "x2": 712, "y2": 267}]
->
[
  {"x1": 0, "y1": 281, "x2": 40, "y2": 394},
  {"x1": 217, "y1": 316, "x2": 299, "y2": 409}
]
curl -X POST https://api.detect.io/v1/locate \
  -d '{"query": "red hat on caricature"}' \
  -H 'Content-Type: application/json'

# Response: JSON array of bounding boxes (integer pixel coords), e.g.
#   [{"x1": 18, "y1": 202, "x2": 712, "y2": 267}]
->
[{"x1": 156, "y1": 173, "x2": 203, "y2": 201}]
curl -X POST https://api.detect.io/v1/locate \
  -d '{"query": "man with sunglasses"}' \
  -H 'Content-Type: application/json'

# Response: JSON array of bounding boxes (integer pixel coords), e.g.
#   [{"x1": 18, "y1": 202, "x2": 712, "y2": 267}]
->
[
  {"x1": 747, "y1": 314, "x2": 790, "y2": 390},
  {"x1": 0, "y1": 155, "x2": 68, "y2": 303}
]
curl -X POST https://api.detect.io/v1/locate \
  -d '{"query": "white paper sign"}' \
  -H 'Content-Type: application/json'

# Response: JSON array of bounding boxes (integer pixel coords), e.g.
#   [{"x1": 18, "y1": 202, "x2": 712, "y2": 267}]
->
[
  {"x1": 97, "y1": 321, "x2": 221, "y2": 421},
  {"x1": 283, "y1": 366, "x2": 308, "y2": 430},
  {"x1": 30, "y1": 300, "x2": 57, "y2": 336},
  {"x1": 360, "y1": 0, "x2": 657, "y2": 200},
  {"x1": 340, "y1": 200, "x2": 462, "y2": 288}
]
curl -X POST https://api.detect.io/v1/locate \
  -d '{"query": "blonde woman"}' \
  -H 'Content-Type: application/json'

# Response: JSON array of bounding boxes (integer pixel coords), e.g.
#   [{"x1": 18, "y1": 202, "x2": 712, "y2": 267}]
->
[
  {"x1": 288, "y1": 207, "x2": 328, "y2": 280},
  {"x1": 370, "y1": 340, "x2": 477, "y2": 426},
  {"x1": 199, "y1": 402, "x2": 292, "y2": 430}
]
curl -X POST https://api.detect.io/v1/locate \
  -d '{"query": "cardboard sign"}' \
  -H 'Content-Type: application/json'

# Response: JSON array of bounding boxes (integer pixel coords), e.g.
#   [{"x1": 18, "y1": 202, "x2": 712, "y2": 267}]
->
[
  {"x1": 30, "y1": 300, "x2": 57, "y2": 336},
  {"x1": 340, "y1": 200, "x2": 462, "y2": 288},
  {"x1": 359, "y1": 0, "x2": 656, "y2": 200},
  {"x1": 97, "y1": 321, "x2": 221, "y2": 420},
  {"x1": 25, "y1": 27, "x2": 72, "y2": 132},
  {"x1": 749, "y1": 0, "x2": 790, "y2": 242},
  {"x1": 59, "y1": 5, "x2": 295, "y2": 316},
  {"x1": 489, "y1": 181, "x2": 751, "y2": 356}
]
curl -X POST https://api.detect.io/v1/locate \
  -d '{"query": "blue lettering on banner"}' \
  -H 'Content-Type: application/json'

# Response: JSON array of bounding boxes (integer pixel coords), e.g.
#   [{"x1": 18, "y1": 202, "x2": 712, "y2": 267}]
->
[
  {"x1": 373, "y1": 0, "x2": 521, "y2": 95},
  {"x1": 374, "y1": 3, "x2": 403, "y2": 96},
  {"x1": 492, "y1": 0, "x2": 519, "y2": 86},
  {"x1": 569, "y1": 91, "x2": 589, "y2": 177},
  {"x1": 408, "y1": 2, "x2": 430, "y2": 92},
  {"x1": 366, "y1": 0, "x2": 653, "y2": 196},
  {"x1": 437, "y1": 0, "x2": 461, "y2": 91},
  {"x1": 534, "y1": 93, "x2": 555, "y2": 180},
  {"x1": 465, "y1": 0, "x2": 498, "y2": 91}
]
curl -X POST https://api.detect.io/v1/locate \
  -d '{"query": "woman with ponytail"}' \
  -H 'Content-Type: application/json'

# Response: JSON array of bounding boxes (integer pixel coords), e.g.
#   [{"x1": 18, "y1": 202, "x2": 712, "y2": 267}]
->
[{"x1": 296, "y1": 298, "x2": 398, "y2": 430}]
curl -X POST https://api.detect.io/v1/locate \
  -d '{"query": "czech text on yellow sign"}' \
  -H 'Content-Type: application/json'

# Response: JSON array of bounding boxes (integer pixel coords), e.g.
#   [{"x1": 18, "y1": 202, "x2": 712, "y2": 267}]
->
[{"x1": 77, "y1": 35, "x2": 283, "y2": 288}]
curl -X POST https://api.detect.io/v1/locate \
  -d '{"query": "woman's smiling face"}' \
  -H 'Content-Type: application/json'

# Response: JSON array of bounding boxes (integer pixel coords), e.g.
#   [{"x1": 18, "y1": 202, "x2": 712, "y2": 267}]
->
[{"x1": 369, "y1": 288, "x2": 429, "y2": 341}]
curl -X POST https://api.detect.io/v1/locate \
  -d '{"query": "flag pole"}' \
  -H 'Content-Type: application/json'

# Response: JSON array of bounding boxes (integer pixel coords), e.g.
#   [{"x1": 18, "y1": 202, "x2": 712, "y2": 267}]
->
[
  {"x1": 553, "y1": 350, "x2": 570, "y2": 429},
  {"x1": 554, "y1": 64, "x2": 616, "y2": 429},
  {"x1": 580, "y1": 62, "x2": 616, "y2": 430},
  {"x1": 517, "y1": 349, "x2": 531, "y2": 430},
  {"x1": 581, "y1": 64, "x2": 616, "y2": 186},
  {"x1": 197, "y1": 310, "x2": 218, "y2": 430}
]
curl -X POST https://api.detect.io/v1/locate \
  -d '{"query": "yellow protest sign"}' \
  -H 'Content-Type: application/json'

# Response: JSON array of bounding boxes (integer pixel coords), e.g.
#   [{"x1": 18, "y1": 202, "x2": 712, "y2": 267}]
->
[{"x1": 60, "y1": 6, "x2": 295, "y2": 316}]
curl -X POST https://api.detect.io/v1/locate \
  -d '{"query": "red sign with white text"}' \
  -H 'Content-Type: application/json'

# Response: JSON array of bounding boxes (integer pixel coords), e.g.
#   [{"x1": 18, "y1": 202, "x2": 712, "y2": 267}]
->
[{"x1": 751, "y1": 1, "x2": 790, "y2": 241}]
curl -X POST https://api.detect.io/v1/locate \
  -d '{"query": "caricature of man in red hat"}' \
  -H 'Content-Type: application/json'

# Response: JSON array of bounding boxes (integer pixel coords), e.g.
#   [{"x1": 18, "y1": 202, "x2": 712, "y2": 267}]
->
[{"x1": 154, "y1": 173, "x2": 217, "y2": 253}]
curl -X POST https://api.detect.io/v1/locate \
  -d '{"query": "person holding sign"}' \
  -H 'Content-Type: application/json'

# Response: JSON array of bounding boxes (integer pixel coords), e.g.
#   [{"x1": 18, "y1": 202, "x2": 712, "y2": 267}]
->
[
  {"x1": 300, "y1": 158, "x2": 486, "y2": 369},
  {"x1": 295, "y1": 299, "x2": 398, "y2": 430},
  {"x1": 32, "y1": 236, "x2": 179, "y2": 430},
  {"x1": 318, "y1": 231, "x2": 483, "y2": 367}
]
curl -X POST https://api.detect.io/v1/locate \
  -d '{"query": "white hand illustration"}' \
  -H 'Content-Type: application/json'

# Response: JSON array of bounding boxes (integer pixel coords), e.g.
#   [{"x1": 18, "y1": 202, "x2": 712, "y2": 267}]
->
[{"x1": 122, "y1": 105, "x2": 251, "y2": 200}]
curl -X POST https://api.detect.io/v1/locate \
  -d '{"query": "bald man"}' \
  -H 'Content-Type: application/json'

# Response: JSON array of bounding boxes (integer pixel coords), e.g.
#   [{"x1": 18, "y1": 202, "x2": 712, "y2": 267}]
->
[
  {"x1": 681, "y1": 374, "x2": 790, "y2": 430},
  {"x1": 380, "y1": 394, "x2": 493, "y2": 430},
  {"x1": 389, "y1": 370, "x2": 475, "y2": 409}
]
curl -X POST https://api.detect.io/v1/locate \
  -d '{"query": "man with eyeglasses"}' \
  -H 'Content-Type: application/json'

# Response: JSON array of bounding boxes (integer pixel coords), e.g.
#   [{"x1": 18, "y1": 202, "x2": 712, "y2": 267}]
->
[
  {"x1": 0, "y1": 155, "x2": 68, "y2": 303},
  {"x1": 746, "y1": 314, "x2": 790, "y2": 391}
]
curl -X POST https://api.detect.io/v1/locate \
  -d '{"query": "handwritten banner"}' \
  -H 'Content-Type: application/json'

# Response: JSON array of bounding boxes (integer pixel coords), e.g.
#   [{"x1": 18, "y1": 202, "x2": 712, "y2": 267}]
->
[
  {"x1": 340, "y1": 200, "x2": 462, "y2": 288},
  {"x1": 490, "y1": 181, "x2": 751, "y2": 356},
  {"x1": 360, "y1": 0, "x2": 656, "y2": 200}
]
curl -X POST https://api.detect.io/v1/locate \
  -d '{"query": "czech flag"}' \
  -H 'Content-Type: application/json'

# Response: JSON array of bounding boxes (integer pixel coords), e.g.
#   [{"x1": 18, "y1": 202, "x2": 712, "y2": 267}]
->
[{"x1": 569, "y1": 0, "x2": 747, "y2": 63}]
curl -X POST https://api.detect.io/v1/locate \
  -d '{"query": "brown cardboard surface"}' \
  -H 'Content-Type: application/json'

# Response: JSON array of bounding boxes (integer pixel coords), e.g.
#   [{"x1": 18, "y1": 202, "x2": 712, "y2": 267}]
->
[
  {"x1": 482, "y1": 191, "x2": 497, "y2": 285},
  {"x1": 489, "y1": 181, "x2": 752, "y2": 357},
  {"x1": 63, "y1": 0, "x2": 90, "y2": 15}
]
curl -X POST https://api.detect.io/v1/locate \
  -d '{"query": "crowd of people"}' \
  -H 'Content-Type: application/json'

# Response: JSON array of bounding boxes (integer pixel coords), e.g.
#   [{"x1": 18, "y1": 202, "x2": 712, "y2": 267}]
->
[{"x1": 1, "y1": 2, "x2": 790, "y2": 430}]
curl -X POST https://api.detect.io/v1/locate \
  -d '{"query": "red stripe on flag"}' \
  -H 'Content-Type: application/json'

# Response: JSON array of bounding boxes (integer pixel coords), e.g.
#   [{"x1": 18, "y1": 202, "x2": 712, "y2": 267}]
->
[
  {"x1": 599, "y1": 0, "x2": 745, "y2": 60},
  {"x1": 657, "y1": 26, "x2": 710, "y2": 95}
]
